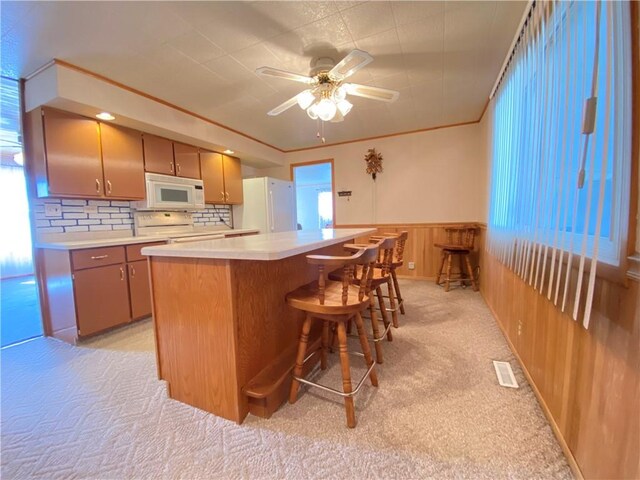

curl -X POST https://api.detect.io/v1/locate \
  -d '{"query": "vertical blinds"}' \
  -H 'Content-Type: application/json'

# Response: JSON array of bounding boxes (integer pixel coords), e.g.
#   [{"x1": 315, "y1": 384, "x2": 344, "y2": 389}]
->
[{"x1": 487, "y1": 0, "x2": 632, "y2": 328}]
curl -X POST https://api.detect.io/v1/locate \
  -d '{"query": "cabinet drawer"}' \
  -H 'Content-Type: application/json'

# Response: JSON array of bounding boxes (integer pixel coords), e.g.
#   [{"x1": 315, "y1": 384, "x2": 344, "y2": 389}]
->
[
  {"x1": 126, "y1": 242, "x2": 165, "y2": 262},
  {"x1": 71, "y1": 246, "x2": 125, "y2": 270}
]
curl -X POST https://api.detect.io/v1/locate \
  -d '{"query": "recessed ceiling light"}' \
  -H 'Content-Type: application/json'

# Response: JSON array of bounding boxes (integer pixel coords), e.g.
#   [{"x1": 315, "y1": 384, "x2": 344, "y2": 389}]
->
[
  {"x1": 223, "y1": 149, "x2": 234, "y2": 154},
  {"x1": 96, "y1": 112, "x2": 115, "y2": 121}
]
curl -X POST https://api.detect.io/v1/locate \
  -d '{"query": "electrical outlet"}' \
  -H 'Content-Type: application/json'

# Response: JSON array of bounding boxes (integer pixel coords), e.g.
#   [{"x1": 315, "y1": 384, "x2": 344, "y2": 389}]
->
[
  {"x1": 408, "y1": 261, "x2": 415, "y2": 270},
  {"x1": 83, "y1": 205, "x2": 98, "y2": 214},
  {"x1": 44, "y1": 204, "x2": 61, "y2": 217}
]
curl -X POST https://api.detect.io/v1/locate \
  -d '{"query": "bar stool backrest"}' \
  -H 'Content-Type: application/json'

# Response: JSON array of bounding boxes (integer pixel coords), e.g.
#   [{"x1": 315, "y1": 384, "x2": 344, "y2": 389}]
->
[
  {"x1": 307, "y1": 245, "x2": 379, "y2": 305},
  {"x1": 444, "y1": 227, "x2": 476, "y2": 249}
]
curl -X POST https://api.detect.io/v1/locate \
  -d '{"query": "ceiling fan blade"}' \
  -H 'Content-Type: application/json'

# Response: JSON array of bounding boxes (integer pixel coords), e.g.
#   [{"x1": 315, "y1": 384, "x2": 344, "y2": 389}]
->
[
  {"x1": 267, "y1": 94, "x2": 300, "y2": 116},
  {"x1": 329, "y1": 49, "x2": 373, "y2": 80},
  {"x1": 256, "y1": 67, "x2": 313, "y2": 84},
  {"x1": 343, "y1": 83, "x2": 400, "y2": 103}
]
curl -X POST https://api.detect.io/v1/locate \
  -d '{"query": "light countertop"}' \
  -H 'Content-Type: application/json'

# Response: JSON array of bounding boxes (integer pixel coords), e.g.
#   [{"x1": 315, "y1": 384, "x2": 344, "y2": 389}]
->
[
  {"x1": 36, "y1": 228, "x2": 260, "y2": 250},
  {"x1": 141, "y1": 228, "x2": 376, "y2": 261}
]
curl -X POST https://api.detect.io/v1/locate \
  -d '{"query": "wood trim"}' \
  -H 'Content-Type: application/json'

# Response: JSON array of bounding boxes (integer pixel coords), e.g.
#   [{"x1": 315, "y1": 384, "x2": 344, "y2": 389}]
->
[
  {"x1": 337, "y1": 222, "x2": 486, "y2": 229},
  {"x1": 628, "y1": 0, "x2": 640, "y2": 258},
  {"x1": 283, "y1": 120, "x2": 480, "y2": 153},
  {"x1": 289, "y1": 158, "x2": 336, "y2": 228},
  {"x1": 52, "y1": 59, "x2": 285, "y2": 154},
  {"x1": 482, "y1": 294, "x2": 584, "y2": 480},
  {"x1": 32, "y1": 60, "x2": 486, "y2": 155}
]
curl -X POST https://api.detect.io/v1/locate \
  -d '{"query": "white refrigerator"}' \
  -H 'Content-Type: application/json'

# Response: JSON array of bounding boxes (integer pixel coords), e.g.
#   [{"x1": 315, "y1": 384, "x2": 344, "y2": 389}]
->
[{"x1": 233, "y1": 177, "x2": 297, "y2": 233}]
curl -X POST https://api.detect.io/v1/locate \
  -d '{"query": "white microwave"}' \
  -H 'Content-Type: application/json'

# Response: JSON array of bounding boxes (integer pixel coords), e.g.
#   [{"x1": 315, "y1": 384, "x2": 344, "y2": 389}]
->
[{"x1": 132, "y1": 173, "x2": 205, "y2": 210}]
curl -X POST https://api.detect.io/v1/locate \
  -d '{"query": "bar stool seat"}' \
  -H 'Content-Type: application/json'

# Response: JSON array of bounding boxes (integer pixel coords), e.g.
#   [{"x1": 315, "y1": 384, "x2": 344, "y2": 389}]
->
[
  {"x1": 435, "y1": 226, "x2": 479, "y2": 292},
  {"x1": 329, "y1": 237, "x2": 397, "y2": 365},
  {"x1": 287, "y1": 283, "x2": 369, "y2": 315},
  {"x1": 286, "y1": 245, "x2": 380, "y2": 429}
]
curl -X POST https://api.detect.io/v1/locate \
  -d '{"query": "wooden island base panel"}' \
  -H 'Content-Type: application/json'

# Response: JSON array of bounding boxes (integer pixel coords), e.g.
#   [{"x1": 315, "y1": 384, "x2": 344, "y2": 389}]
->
[{"x1": 144, "y1": 228, "x2": 375, "y2": 423}]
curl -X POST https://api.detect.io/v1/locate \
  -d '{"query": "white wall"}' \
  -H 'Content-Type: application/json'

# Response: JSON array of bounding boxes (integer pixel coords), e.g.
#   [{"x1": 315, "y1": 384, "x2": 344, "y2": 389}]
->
[{"x1": 260, "y1": 122, "x2": 488, "y2": 225}]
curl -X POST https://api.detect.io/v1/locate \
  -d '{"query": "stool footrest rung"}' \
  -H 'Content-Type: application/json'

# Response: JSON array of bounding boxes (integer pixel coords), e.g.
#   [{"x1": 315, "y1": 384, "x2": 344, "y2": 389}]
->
[{"x1": 294, "y1": 352, "x2": 374, "y2": 399}]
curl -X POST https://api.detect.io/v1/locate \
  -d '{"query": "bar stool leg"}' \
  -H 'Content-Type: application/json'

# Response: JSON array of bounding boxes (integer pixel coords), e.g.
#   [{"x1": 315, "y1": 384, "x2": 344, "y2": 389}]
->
[
  {"x1": 387, "y1": 277, "x2": 399, "y2": 328},
  {"x1": 376, "y1": 287, "x2": 392, "y2": 341},
  {"x1": 464, "y1": 254, "x2": 479, "y2": 291},
  {"x1": 436, "y1": 250, "x2": 446, "y2": 285},
  {"x1": 336, "y1": 322, "x2": 356, "y2": 428},
  {"x1": 354, "y1": 311, "x2": 378, "y2": 387},
  {"x1": 289, "y1": 314, "x2": 313, "y2": 404},
  {"x1": 445, "y1": 252, "x2": 453, "y2": 292},
  {"x1": 391, "y1": 269, "x2": 405, "y2": 315},
  {"x1": 368, "y1": 297, "x2": 384, "y2": 364},
  {"x1": 321, "y1": 320, "x2": 329, "y2": 370}
]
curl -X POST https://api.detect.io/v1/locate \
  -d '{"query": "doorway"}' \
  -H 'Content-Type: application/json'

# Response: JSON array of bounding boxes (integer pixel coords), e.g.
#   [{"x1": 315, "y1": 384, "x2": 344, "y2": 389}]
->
[
  {"x1": 1, "y1": 76, "x2": 43, "y2": 347},
  {"x1": 290, "y1": 160, "x2": 335, "y2": 230}
]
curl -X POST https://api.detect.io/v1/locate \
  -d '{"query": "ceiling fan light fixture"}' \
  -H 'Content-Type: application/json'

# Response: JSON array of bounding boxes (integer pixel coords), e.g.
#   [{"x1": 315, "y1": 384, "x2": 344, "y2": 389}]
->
[
  {"x1": 316, "y1": 98, "x2": 337, "y2": 121},
  {"x1": 306, "y1": 103, "x2": 319, "y2": 120},
  {"x1": 333, "y1": 85, "x2": 347, "y2": 102},
  {"x1": 336, "y1": 99, "x2": 353, "y2": 116},
  {"x1": 297, "y1": 90, "x2": 315, "y2": 110}
]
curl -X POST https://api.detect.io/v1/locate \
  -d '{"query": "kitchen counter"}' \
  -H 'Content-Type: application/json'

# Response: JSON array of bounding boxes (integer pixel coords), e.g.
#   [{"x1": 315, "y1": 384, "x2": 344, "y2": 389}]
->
[
  {"x1": 146, "y1": 227, "x2": 375, "y2": 423},
  {"x1": 141, "y1": 228, "x2": 375, "y2": 261},
  {"x1": 36, "y1": 228, "x2": 260, "y2": 250}
]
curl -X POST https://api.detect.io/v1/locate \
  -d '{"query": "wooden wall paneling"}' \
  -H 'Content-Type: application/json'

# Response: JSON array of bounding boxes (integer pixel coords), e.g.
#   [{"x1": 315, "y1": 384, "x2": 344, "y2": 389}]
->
[
  {"x1": 339, "y1": 223, "x2": 484, "y2": 281},
  {"x1": 480, "y1": 252, "x2": 639, "y2": 480}
]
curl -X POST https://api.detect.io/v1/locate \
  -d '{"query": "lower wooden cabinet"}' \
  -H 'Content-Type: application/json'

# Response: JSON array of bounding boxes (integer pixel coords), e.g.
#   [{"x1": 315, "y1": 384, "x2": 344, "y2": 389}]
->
[
  {"x1": 128, "y1": 260, "x2": 152, "y2": 320},
  {"x1": 74, "y1": 263, "x2": 131, "y2": 336},
  {"x1": 40, "y1": 241, "x2": 161, "y2": 343}
]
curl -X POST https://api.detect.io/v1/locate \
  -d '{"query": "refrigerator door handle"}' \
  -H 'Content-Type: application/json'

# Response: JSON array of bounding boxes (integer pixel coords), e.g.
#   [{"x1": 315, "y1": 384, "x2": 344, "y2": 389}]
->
[{"x1": 269, "y1": 190, "x2": 275, "y2": 231}]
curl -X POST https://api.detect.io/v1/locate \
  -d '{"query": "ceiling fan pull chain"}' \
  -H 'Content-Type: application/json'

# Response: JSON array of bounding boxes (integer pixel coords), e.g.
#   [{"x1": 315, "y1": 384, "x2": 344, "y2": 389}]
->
[{"x1": 321, "y1": 120, "x2": 326, "y2": 144}]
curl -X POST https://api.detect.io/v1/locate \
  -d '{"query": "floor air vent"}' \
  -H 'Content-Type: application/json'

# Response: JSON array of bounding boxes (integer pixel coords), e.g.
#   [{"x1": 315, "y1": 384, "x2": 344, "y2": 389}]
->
[{"x1": 493, "y1": 361, "x2": 519, "y2": 388}]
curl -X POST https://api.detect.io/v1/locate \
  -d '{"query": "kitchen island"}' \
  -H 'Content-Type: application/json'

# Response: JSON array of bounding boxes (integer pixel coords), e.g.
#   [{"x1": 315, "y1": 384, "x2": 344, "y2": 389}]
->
[{"x1": 142, "y1": 228, "x2": 375, "y2": 423}]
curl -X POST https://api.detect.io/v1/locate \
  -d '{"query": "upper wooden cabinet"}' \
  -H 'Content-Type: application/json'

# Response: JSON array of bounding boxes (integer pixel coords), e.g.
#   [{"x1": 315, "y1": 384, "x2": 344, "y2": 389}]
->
[
  {"x1": 26, "y1": 107, "x2": 146, "y2": 200},
  {"x1": 173, "y1": 143, "x2": 201, "y2": 179},
  {"x1": 142, "y1": 134, "x2": 175, "y2": 176},
  {"x1": 200, "y1": 151, "x2": 243, "y2": 205},
  {"x1": 33, "y1": 108, "x2": 104, "y2": 197},
  {"x1": 222, "y1": 155, "x2": 243, "y2": 205},
  {"x1": 201, "y1": 151, "x2": 225, "y2": 204},
  {"x1": 99, "y1": 124, "x2": 145, "y2": 199}
]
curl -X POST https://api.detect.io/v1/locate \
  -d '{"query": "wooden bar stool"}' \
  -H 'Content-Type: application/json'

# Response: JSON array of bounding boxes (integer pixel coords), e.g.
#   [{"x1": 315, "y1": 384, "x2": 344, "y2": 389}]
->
[
  {"x1": 371, "y1": 231, "x2": 408, "y2": 315},
  {"x1": 286, "y1": 245, "x2": 380, "y2": 428},
  {"x1": 434, "y1": 227, "x2": 478, "y2": 292},
  {"x1": 329, "y1": 237, "x2": 396, "y2": 364}
]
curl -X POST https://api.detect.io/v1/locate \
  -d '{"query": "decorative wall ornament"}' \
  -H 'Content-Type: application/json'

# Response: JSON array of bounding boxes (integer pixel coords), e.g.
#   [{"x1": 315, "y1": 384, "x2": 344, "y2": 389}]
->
[{"x1": 364, "y1": 148, "x2": 383, "y2": 180}]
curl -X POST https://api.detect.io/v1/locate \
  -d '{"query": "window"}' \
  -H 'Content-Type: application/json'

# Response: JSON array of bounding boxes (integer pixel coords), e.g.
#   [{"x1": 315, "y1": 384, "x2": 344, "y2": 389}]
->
[{"x1": 487, "y1": 1, "x2": 632, "y2": 327}]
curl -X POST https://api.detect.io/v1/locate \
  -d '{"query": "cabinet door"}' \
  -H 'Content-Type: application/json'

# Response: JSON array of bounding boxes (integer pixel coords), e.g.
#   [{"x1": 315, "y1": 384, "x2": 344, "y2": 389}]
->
[
  {"x1": 43, "y1": 108, "x2": 104, "y2": 197},
  {"x1": 173, "y1": 143, "x2": 201, "y2": 179},
  {"x1": 143, "y1": 134, "x2": 175, "y2": 175},
  {"x1": 200, "y1": 151, "x2": 226, "y2": 204},
  {"x1": 128, "y1": 260, "x2": 152, "y2": 319},
  {"x1": 222, "y1": 155, "x2": 243, "y2": 204},
  {"x1": 74, "y1": 264, "x2": 130, "y2": 336},
  {"x1": 100, "y1": 123, "x2": 145, "y2": 199}
]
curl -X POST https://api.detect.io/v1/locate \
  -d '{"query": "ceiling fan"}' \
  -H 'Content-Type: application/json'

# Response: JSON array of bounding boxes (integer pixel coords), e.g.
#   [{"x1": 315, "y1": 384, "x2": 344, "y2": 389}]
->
[{"x1": 256, "y1": 49, "x2": 400, "y2": 123}]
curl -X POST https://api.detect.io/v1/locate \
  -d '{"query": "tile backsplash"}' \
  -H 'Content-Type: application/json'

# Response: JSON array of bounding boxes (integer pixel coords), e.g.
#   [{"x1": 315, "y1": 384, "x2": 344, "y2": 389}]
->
[{"x1": 33, "y1": 198, "x2": 232, "y2": 235}]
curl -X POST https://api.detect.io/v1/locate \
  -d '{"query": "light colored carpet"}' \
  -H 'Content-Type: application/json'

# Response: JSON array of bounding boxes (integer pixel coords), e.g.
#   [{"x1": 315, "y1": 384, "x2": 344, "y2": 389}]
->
[{"x1": 1, "y1": 280, "x2": 572, "y2": 479}]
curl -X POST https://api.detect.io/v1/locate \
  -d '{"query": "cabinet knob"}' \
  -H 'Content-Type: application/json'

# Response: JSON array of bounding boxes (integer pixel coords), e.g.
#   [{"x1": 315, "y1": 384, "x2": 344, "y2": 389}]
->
[
  {"x1": 119, "y1": 267, "x2": 125, "y2": 281},
  {"x1": 225, "y1": 192, "x2": 230, "y2": 201},
  {"x1": 221, "y1": 191, "x2": 225, "y2": 201},
  {"x1": 170, "y1": 162, "x2": 174, "y2": 174},
  {"x1": 106, "y1": 180, "x2": 112, "y2": 194},
  {"x1": 176, "y1": 163, "x2": 181, "y2": 174},
  {"x1": 95, "y1": 179, "x2": 101, "y2": 193},
  {"x1": 130, "y1": 265, "x2": 136, "y2": 278}
]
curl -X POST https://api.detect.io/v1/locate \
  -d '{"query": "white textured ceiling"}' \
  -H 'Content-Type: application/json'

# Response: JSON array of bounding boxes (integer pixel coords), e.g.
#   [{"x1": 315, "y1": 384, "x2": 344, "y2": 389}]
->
[{"x1": 1, "y1": 1, "x2": 526, "y2": 151}]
